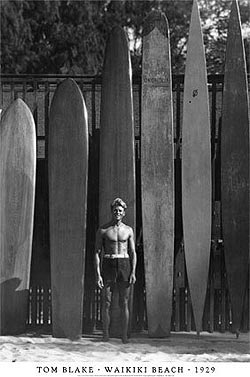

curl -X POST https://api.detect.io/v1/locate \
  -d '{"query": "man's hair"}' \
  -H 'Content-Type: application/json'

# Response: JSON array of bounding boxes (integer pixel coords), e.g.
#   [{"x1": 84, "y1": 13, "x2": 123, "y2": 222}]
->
[{"x1": 110, "y1": 198, "x2": 127, "y2": 210}]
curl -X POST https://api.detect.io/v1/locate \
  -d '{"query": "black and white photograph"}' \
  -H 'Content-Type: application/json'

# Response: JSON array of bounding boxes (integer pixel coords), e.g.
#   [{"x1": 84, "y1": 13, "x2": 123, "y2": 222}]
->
[{"x1": 0, "y1": 0, "x2": 249, "y2": 375}]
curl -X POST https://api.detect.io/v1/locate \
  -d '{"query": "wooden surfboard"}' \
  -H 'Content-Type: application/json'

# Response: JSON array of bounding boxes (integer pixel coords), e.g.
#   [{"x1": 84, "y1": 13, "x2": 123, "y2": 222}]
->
[
  {"x1": 99, "y1": 26, "x2": 136, "y2": 337},
  {"x1": 182, "y1": 0, "x2": 212, "y2": 335},
  {"x1": 49, "y1": 78, "x2": 88, "y2": 339},
  {"x1": 0, "y1": 98, "x2": 36, "y2": 335},
  {"x1": 141, "y1": 10, "x2": 174, "y2": 337},
  {"x1": 221, "y1": 0, "x2": 249, "y2": 337}
]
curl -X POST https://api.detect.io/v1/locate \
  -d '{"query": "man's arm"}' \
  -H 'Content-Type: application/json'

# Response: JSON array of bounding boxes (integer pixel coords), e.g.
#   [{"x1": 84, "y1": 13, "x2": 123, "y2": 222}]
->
[
  {"x1": 128, "y1": 228, "x2": 136, "y2": 284},
  {"x1": 94, "y1": 228, "x2": 104, "y2": 289}
]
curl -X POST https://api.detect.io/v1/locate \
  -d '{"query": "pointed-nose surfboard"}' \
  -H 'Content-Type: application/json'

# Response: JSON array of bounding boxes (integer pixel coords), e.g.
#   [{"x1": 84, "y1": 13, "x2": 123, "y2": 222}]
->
[
  {"x1": 182, "y1": 0, "x2": 212, "y2": 335},
  {"x1": 99, "y1": 26, "x2": 136, "y2": 337},
  {"x1": 49, "y1": 78, "x2": 88, "y2": 339},
  {"x1": 221, "y1": 0, "x2": 249, "y2": 337},
  {"x1": 141, "y1": 10, "x2": 174, "y2": 337},
  {"x1": 0, "y1": 98, "x2": 36, "y2": 335}
]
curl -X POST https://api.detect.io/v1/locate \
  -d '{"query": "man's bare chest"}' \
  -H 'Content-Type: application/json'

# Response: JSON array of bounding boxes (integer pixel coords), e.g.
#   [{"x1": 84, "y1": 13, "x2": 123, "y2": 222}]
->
[{"x1": 104, "y1": 227, "x2": 129, "y2": 242}]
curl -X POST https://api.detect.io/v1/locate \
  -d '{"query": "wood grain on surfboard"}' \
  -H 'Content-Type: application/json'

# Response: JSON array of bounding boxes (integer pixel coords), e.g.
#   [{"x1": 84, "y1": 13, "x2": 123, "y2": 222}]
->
[
  {"x1": 182, "y1": 0, "x2": 212, "y2": 335},
  {"x1": 221, "y1": 0, "x2": 249, "y2": 336},
  {"x1": 99, "y1": 26, "x2": 136, "y2": 336},
  {"x1": 0, "y1": 98, "x2": 36, "y2": 335},
  {"x1": 49, "y1": 78, "x2": 88, "y2": 339},
  {"x1": 141, "y1": 10, "x2": 174, "y2": 337}
]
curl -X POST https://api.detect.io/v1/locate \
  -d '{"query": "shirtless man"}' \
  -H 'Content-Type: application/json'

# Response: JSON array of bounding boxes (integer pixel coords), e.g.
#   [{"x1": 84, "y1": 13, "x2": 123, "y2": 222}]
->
[{"x1": 94, "y1": 198, "x2": 136, "y2": 343}]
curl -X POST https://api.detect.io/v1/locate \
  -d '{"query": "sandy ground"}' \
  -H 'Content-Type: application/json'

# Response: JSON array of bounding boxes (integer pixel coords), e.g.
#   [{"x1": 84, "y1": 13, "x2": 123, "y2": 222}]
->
[{"x1": 0, "y1": 331, "x2": 249, "y2": 363}]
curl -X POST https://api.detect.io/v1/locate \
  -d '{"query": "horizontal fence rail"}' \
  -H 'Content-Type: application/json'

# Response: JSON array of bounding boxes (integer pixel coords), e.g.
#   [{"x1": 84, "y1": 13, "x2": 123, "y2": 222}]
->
[{"x1": 0, "y1": 74, "x2": 249, "y2": 334}]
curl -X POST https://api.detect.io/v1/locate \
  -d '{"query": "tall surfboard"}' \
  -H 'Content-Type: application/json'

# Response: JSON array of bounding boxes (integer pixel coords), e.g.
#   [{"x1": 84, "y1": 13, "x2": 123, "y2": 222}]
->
[
  {"x1": 141, "y1": 10, "x2": 174, "y2": 337},
  {"x1": 221, "y1": 0, "x2": 249, "y2": 337},
  {"x1": 182, "y1": 0, "x2": 212, "y2": 335},
  {"x1": 99, "y1": 26, "x2": 136, "y2": 337},
  {"x1": 0, "y1": 98, "x2": 36, "y2": 335},
  {"x1": 49, "y1": 78, "x2": 88, "y2": 339}
]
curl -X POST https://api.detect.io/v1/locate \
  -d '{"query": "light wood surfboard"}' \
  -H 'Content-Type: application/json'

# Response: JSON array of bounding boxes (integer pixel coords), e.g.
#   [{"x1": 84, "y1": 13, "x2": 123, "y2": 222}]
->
[
  {"x1": 99, "y1": 26, "x2": 136, "y2": 337},
  {"x1": 182, "y1": 0, "x2": 212, "y2": 335},
  {"x1": 49, "y1": 78, "x2": 88, "y2": 339},
  {"x1": 221, "y1": 0, "x2": 249, "y2": 337},
  {"x1": 0, "y1": 98, "x2": 36, "y2": 335},
  {"x1": 141, "y1": 10, "x2": 174, "y2": 337}
]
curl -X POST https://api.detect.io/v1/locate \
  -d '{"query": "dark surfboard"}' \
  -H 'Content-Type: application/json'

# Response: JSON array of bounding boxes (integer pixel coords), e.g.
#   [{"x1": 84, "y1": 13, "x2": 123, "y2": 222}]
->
[
  {"x1": 99, "y1": 26, "x2": 136, "y2": 337},
  {"x1": 221, "y1": 0, "x2": 249, "y2": 336},
  {"x1": 141, "y1": 10, "x2": 174, "y2": 337},
  {"x1": 49, "y1": 78, "x2": 88, "y2": 339},
  {"x1": 0, "y1": 99, "x2": 36, "y2": 335},
  {"x1": 182, "y1": 0, "x2": 212, "y2": 335}
]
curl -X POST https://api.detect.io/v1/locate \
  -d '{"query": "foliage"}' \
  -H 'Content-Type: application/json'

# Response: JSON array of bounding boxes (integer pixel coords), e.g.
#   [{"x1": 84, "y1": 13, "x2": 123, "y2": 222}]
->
[{"x1": 0, "y1": 0, "x2": 249, "y2": 75}]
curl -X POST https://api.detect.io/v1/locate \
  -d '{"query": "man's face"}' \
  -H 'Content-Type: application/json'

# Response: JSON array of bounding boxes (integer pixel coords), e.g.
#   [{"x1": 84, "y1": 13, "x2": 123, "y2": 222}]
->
[{"x1": 112, "y1": 205, "x2": 125, "y2": 221}]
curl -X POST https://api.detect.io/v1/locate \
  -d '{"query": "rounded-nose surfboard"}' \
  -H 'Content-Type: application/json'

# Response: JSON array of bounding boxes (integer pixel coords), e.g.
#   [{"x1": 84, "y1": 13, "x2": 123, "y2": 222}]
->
[
  {"x1": 221, "y1": 0, "x2": 249, "y2": 337},
  {"x1": 99, "y1": 26, "x2": 136, "y2": 337},
  {"x1": 182, "y1": 0, "x2": 212, "y2": 335},
  {"x1": 0, "y1": 98, "x2": 36, "y2": 335},
  {"x1": 141, "y1": 10, "x2": 174, "y2": 337},
  {"x1": 49, "y1": 78, "x2": 88, "y2": 339}
]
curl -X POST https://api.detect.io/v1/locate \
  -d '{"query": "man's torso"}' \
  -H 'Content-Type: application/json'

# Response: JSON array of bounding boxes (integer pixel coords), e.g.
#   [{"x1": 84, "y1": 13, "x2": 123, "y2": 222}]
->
[{"x1": 101, "y1": 223, "x2": 131, "y2": 257}]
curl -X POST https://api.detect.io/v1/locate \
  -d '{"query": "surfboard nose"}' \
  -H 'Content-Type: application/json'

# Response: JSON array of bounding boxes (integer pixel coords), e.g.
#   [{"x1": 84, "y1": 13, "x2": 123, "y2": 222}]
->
[
  {"x1": 12, "y1": 97, "x2": 25, "y2": 106},
  {"x1": 110, "y1": 25, "x2": 126, "y2": 39},
  {"x1": 105, "y1": 25, "x2": 128, "y2": 56},
  {"x1": 142, "y1": 9, "x2": 169, "y2": 37},
  {"x1": 54, "y1": 77, "x2": 80, "y2": 96},
  {"x1": 1, "y1": 98, "x2": 36, "y2": 141},
  {"x1": 10, "y1": 98, "x2": 29, "y2": 113}
]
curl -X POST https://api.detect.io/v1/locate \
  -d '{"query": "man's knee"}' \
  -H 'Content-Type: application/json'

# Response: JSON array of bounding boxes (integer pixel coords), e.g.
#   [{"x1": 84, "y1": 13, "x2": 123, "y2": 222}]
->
[
  {"x1": 102, "y1": 286, "x2": 112, "y2": 310},
  {"x1": 119, "y1": 285, "x2": 129, "y2": 311},
  {"x1": 119, "y1": 294, "x2": 129, "y2": 311},
  {"x1": 103, "y1": 300, "x2": 111, "y2": 311}
]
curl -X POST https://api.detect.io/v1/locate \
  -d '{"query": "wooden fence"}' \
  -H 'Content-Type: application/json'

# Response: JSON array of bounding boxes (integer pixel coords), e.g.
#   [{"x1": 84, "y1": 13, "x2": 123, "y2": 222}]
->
[{"x1": 0, "y1": 74, "x2": 249, "y2": 334}]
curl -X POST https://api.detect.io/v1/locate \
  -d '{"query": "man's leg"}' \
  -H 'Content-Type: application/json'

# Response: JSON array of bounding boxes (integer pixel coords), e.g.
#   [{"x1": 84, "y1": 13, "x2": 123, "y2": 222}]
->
[
  {"x1": 102, "y1": 284, "x2": 112, "y2": 341},
  {"x1": 118, "y1": 282, "x2": 130, "y2": 343}
]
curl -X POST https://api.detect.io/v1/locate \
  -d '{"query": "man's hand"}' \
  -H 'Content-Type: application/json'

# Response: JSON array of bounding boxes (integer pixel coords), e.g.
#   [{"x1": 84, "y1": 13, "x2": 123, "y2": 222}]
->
[
  {"x1": 96, "y1": 275, "x2": 104, "y2": 289},
  {"x1": 129, "y1": 273, "x2": 136, "y2": 285}
]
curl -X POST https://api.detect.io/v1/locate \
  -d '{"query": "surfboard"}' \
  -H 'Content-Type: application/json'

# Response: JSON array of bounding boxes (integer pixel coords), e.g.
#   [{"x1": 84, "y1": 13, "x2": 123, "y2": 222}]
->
[
  {"x1": 0, "y1": 98, "x2": 36, "y2": 335},
  {"x1": 221, "y1": 0, "x2": 249, "y2": 337},
  {"x1": 141, "y1": 10, "x2": 174, "y2": 337},
  {"x1": 49, "y1": 78, "x2": 88, "y2": 339},
  {"x1": 99, "y1": 26, "x2": 136, "y2": 337},
  {"x1": 182, "y1": 0, "x2": 212, "y2": 335}
]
